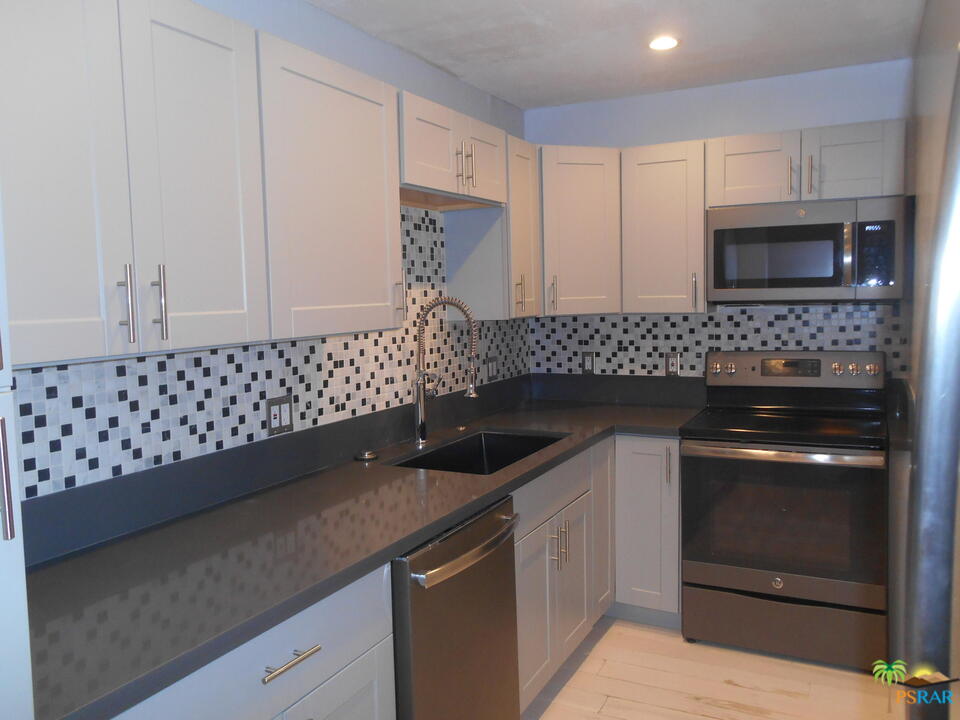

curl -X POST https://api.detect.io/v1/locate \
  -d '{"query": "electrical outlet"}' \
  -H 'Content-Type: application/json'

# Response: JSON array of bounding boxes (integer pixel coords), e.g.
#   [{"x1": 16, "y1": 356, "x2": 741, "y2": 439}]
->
[
  {"x1": 582, "y1": 351, "x2": 599, "y2": 374},
  {"x1": 665, "y1": 352, "x2": 681, "y2": 376},
  {"x1": 266, "y1": 395, "x2": 294, "y2": 436},
  {"x1": 485, "y1": 357, "x2": 499, "y2": 380}
]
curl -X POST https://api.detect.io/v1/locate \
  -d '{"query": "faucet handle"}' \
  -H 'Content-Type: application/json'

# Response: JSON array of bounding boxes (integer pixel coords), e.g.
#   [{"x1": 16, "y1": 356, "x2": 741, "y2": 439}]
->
[{"x1": 426, "y1": 372, "x2": 443, "y2": 398}]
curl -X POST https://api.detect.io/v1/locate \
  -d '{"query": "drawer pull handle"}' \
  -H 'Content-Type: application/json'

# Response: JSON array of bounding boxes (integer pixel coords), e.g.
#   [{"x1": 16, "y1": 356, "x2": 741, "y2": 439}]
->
[{"x1": 262, "y1": 643, "x2": 322, "y2": 684}]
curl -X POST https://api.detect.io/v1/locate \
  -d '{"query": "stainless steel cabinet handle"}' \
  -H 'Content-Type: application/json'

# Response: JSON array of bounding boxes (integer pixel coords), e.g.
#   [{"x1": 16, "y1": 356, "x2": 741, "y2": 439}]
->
[
  {"x1": 456, "y1": 141, "x2": 465, "y2": 186},
  {"x1": 394, "y1": 281, "x2": 407, "y2": 320},
  {"x1": 560, "y1": 519, "x2": 569, "y2": 563},
  {"x1": 807, "y1": 154, "x2": 814, "y2": 195},
  {"x1": 469, "y1": 142, "x2": 477, "y2": 188},
  {"x1": 0, "y1": 417, "x2": 14, "y2": 541},
  {"x1": 786, "y1": 155, "x2": 793, "y2": 196},
  {"x1": 691, "y1": 272, "x2": 698, "y2": 310},
  {"x1": 515, "y1": 279, "x2": 523, "y2": 308},
  {"x1": 151, "y1": 264, "x2": 169, "y2": 341},
  {"x1": 117, "y1": 264, "x2": 136, "y2": 344},
  {"x1": 551, "y1": 275, "x2": 558, "y2": 312},
  {"x1": 262, "y1": 643, "x2": 323, "y2": 684},
  {"x1": 665, "y1": 446, "x2": 671, "y2": 486},
  {"x1": 520, "y1": 273, "x2": 526, "y2": 312},
  {"x1": 412, "y1": 513, "x2": 518, "y2": 588},
  {"x1": 549, "y1": 528, "x2": 561, "y2": 570}
]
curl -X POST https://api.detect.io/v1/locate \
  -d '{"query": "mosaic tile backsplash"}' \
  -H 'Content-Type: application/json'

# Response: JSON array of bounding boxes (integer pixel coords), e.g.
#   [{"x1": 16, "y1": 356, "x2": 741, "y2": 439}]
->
[
  {"x1": 530, "y1": 304, "x2": 911, "y2": 377},
  {"x1": 14, "y1": 208, "x2": 529, "y2": 499},
  {"x1": 14, "y1": 206, "x2": 911, "y2": 500}
]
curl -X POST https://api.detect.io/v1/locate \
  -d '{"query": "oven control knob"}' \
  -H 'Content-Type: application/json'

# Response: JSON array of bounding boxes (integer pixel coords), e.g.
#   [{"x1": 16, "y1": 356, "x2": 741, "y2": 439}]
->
[
  {"x1": 848, "y1": 362, "x2": 861, "y2": 376},
  {"x1": 865, "y1": 363, "x2": 880, "y2": 376},
  {"x1": 772, "y1": 577, "x2": 784, "y2": 590},
  {"x1": 831, "y1": 362, "x2": 844, "y2": 376},
  {"x1": 724, "y1": 362, "x2": 737, "y2": 375},
  {"x1": 710, "y1": 361, "x2": 722, "y2": 375}
]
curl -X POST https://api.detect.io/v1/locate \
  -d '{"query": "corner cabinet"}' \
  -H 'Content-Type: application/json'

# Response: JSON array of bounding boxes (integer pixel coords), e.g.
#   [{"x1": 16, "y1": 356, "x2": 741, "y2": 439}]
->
[
  {"x1": 507, "y1": 136, "x2": 542, "y2": 317},
  {"x1": 259, "y1": 34, "x2": 403, "y2": 339},
  {"x1": 614, "y1": 436, "x2": 679, "y2": 613},
  {"x1": 707, "y1": 120, "x2": 905, "y2": 206},
  {"x1": 117, "y1": 566, "x2": 394, "y2": 720},
  {"x1": 541, "y1": 146, "x2": 621, "y2": 315},
  {"x1": 399, "y1": 92, "x2": 507, "y2": 203},
  {"x1": 622, "y1": 141, "x2": 706, "y2": 314}
]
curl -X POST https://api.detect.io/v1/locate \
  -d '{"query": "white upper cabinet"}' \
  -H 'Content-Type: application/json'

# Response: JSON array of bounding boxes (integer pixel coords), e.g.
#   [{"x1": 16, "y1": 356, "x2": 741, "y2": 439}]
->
[
  {"x1": 464, "y1": 117, "x2": 508, "y2": 203},
  {"x1": 801, "y1": 120, "x2": 905, "y2": 200},
  {"x1": 622, "y1": 141, "x2": 705, "y2": 314},
  {"x1": 507, "y1": 136, "x2": 542, "y2": 318},
  {"x1": 615, "y1": 436, "x2": 680, "y2": 614},
  {"x1": 260, "y1": 34, "x2": 403, "y2": 339},
  {"x1": 707, "y1": 131, "x2": 802, "y2": 206},
  {"x1": 120, "y1": 0, "x2": 269, "y2": 352},
  {"x1": 541, "y1": 146, "x2": 621, "y2": 315},
  {"x1": 400, "y1": 91, "x2": 507, "y2": 203},
  {"x1": 0, "y1": 0, "x2": 135, "y2": 364}
]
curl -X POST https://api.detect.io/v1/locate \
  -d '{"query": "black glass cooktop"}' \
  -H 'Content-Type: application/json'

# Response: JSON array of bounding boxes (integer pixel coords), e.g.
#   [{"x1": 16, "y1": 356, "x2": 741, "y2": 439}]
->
[{"x1": 679, "y1": 408, "x2": 887, "y2": 449}]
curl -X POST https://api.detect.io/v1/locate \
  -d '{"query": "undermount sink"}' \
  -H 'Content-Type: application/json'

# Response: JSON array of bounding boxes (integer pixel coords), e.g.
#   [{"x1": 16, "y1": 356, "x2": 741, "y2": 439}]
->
[{"x1": 393, "y1": 431, "x2": 564, "y2": 475}]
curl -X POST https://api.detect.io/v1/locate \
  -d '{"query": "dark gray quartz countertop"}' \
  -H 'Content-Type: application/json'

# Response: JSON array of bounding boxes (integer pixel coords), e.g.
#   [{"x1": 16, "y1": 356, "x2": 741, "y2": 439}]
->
[{"x1": 27, "y1": 401, "x2": 698, "y2": 720}]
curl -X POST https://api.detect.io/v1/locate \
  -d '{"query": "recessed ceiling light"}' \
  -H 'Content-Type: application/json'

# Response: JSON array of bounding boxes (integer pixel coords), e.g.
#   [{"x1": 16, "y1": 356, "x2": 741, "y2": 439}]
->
[{"x1": 649, "y1": 35, "x2": 679, "y2": 51}]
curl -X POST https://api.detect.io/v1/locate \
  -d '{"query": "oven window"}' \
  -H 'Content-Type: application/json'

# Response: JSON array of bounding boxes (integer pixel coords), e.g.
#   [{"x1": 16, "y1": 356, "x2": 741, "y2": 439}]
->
[
  {"x1": 681, "y1": 454, "x2": 886, "y2": 585},
  {"x1": 714, "y1": 223, "x2": 846, "y2": 289}
]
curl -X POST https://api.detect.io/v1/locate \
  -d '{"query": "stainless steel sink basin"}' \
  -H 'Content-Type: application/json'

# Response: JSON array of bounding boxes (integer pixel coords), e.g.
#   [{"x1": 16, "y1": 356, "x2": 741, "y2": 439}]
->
[{"x1": 393, "y1": 431, "x2": 564, "y2": 475}]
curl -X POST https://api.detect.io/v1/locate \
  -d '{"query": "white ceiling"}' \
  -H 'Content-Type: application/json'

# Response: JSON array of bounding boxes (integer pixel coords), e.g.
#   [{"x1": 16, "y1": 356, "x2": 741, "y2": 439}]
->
[{"x1": 307, "y1": 0, "x2": 924, "y2": 109}]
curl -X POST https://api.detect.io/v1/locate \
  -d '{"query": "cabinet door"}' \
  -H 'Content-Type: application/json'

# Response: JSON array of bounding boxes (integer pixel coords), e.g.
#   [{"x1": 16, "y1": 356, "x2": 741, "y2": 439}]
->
[
  {"x1": 614, "y1": 436, "x2": 679, "y2": 613},
  {"x1": 622, "y1": 141, "x2": 705, "y2": 313},
  {"x1": 507, "y1": 137, "x2": 542, "y2": 318},
  {"x1": 801, "y1": 120, "x2": 905, "y2": 200},
  {"x1": 590, "y1": 438, "x2": 615, "y2": 621},
  {"x1": 515, "y1": 518, "x2": 558, "y2": 712},
  {"x1": 399, "y1": 92, "x2": 463, "y2": 195},
  {"x1": 556, "y1": 491, "x2": 593, "y2": 660},
  {"x1": 261, "y1": 35, "x2": 403, "y2": 339},
  {"x1": 706, "y1": 131, "x2": 801, "y2": 206},
  {"x1": 465, "y1": 118, "x2": 507, "y2": 203},
  {"x1": 541, "y1": 146, "x2": 621, "y2": 315},
  {"x1": 0, "y1": 392, "x2": 35, "y2": 719},
  {"x1": 0, "y1": 0, "x2": 135, "y2": 364},
  {"x1": 284, "y1": 636, "x2": 395, "y2": 720},
  {"x1": 120, "y1": 0, "x2": 268, "y2": 352}
]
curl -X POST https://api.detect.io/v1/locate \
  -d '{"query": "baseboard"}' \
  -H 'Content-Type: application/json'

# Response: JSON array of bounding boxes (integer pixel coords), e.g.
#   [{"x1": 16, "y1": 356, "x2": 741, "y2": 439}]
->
[{"x1": 605, "y1": 602, "x2": 681, "y2": 630}]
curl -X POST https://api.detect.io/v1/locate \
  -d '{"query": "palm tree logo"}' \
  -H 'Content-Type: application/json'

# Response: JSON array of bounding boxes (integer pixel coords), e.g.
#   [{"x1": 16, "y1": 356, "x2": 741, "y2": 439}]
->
[{"x1": 873, "y1": 659, "x2": 908, "y2": 686}]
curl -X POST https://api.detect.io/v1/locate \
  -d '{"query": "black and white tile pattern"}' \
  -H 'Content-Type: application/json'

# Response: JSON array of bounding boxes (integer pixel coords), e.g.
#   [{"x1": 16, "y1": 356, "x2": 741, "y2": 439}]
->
[
  {"x1": 14, "y1": 209, "x2": 529, "y2": 499},
  {"x1": 531, "y1": 304, "x2": 910, "y2": 377}
]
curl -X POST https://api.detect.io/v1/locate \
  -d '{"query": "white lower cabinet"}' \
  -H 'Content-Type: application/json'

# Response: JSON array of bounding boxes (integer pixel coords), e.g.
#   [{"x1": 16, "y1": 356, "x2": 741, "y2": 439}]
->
[
  {"x1": 590, "y1": 438, "x2": 615, "y2": 621},
  {"x1": 117, "y1": 566, "x2": 393, "y2": 720},
  {"x1": 513, "y1": 445, "x2": 614, "y2": 711},
  {"x1": 283, "y1": 636, "x2": 394, "y2": 720},
  {"x1": 614, "y1": 435, "x2": 680, "y2": 613}
]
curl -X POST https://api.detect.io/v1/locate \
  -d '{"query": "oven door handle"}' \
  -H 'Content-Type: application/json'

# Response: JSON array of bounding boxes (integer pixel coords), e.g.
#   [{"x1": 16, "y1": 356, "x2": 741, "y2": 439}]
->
[{"x1": 680, "y1": 440, "x2": 886, "y2": 468}]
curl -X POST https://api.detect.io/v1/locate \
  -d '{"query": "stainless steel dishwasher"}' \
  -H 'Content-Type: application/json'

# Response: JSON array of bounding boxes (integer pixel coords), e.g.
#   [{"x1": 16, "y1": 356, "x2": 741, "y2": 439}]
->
[{"x1": 392, "y1": 497, "x2": 521, "y2": 720}]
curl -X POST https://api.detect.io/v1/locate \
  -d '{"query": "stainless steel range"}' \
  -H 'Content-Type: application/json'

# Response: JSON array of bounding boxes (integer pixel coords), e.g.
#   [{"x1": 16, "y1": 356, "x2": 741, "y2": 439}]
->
[{"x1": 679, "y1": 351, "x2": 888, "y2": 669}]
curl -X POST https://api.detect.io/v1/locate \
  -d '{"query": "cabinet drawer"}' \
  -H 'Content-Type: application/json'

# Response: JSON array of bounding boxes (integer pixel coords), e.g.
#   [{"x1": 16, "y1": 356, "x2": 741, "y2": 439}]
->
[
  {"x1": 118, "y1": 566, "x2": 392, "y2": 720},
  {"x1": 284, "y1": 636, "x2": 395, "y2": 720},
  {"x1": 512, "y1": 450, "x2": 590, "y2": 541}
]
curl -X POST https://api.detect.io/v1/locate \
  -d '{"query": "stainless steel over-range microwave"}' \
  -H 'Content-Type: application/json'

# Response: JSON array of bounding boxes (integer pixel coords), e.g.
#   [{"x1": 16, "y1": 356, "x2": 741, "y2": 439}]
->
[{"x1": 706, "y1": 197, "x2": 906, "y2": 303}]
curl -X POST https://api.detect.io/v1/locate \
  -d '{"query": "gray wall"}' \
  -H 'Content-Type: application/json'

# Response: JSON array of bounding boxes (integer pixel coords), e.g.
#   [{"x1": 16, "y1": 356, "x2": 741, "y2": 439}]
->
[
  {"x1": 193, "y1": 0, "x2": 524, "y2": 136},
  {"x1": 525, "y1": 59, "x2": 912, "y2": 147}
]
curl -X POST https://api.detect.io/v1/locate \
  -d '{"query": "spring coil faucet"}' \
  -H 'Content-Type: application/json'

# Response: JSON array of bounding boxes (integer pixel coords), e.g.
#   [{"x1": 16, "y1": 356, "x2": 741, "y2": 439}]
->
[{"x1": 414, "y1": 296, "x2": 479, "y2": 448}]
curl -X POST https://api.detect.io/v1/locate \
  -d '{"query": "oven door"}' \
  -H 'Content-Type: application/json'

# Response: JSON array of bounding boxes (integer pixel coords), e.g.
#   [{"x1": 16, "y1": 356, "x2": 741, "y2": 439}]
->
[
  {"x1": 707, "y1": 200, "x2": 858, "y2": 302},
  {"x1": 680, "y1": 440, "x2": 887, "y2": 610}
]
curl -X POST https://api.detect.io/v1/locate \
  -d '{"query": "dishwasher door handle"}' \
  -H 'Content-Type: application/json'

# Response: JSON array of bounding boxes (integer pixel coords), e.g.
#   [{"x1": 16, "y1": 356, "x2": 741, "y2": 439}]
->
[{"x1": 411, "y1": 513, "x2": 518, "y2": 589}]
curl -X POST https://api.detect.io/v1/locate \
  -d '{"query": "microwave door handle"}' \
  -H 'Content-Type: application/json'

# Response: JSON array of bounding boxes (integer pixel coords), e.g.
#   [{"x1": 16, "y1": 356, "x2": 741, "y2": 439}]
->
[{"x1": 842, "y1": 222, "x2": 855, "y2": 286}]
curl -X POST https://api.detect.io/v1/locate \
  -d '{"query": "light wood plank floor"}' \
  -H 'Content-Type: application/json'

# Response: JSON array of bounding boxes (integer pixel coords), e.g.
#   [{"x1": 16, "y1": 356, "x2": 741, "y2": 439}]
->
[{"x1": 522, "y1": 619, "x2": 905, "y2": 720}]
